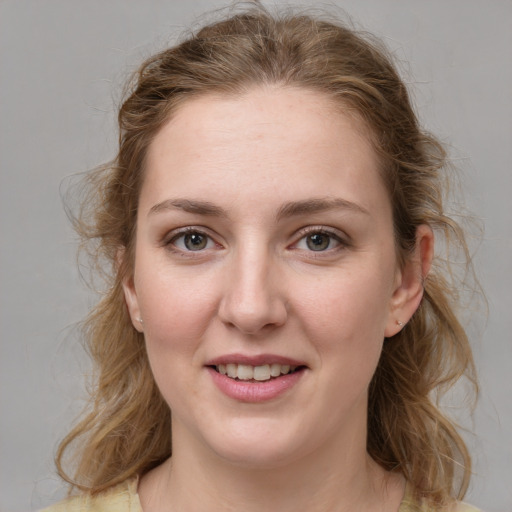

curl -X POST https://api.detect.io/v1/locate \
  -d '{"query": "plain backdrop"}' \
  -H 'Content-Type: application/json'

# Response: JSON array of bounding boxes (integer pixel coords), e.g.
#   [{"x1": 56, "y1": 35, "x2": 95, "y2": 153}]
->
[{"x1": 1, "y1": 1, "x2": 511, "y2": 511}]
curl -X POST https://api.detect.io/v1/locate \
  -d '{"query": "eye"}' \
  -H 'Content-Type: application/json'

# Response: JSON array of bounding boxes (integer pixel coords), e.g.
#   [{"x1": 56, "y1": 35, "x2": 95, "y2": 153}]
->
[
  {"x1": 293, "y1": 229, "x2": 344, "y2": 252},
  {"x1": 170, "y1": 230, "x2": 216, "y2": 252}
]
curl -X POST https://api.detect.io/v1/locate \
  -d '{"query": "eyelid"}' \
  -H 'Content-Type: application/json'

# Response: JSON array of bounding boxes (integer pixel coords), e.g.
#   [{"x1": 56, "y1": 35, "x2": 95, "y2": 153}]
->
[
  {"x1": 164, "y1": 226, "x2": 223, "y2": 254},
  {"x1": 161, "y1": 225, "x2": 349, "y2": 255},
  {"x1": 290, "y1": 225, "x2": 350, "y2": 251}
]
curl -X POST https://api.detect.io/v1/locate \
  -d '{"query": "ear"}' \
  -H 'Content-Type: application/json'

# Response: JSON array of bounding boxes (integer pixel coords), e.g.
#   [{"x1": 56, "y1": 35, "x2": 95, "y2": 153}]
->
[
  {"x1": 384, "y1": 225, "x2": 434, "y2": 337},
  {"x1": 118, "y1": 248, "x2": 144, "y2": 333}
]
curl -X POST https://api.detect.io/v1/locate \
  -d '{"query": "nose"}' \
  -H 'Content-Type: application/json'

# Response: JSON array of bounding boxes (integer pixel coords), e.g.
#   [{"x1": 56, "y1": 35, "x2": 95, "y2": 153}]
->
[{"x1": 218, "y1": 245, "x2": 288, "y2": 335}]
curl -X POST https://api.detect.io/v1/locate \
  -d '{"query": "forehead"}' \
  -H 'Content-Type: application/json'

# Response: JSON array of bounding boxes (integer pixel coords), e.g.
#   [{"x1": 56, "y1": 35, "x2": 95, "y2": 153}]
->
[
  {"x1": 142, "y1": 86, "x2": 388, "y2": 217},
  {"x1": 148, "y1": 86, "x2": 374, "y2": 161}
]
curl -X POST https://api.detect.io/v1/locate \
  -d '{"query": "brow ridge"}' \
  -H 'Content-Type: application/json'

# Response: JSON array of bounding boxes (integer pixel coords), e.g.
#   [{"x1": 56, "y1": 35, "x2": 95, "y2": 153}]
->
[
  {"x1": 148, "y1": 199, "x2": 227, "y2": 217},
  {"x1": 276, "y1": 197, "x2": 369, "y2": 220},
  {"x1": 148, "y1": 196, "x2": 368, "y2": 220}
]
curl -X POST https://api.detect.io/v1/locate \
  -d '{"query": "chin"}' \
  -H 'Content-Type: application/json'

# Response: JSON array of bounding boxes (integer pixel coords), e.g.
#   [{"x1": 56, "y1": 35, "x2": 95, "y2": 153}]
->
[
  {"x1": 215, "y1": 443, "x2": 304, "y2": 470},
  {"x1": 200, "y1": 418, "x2": 311, "y2": 470}
]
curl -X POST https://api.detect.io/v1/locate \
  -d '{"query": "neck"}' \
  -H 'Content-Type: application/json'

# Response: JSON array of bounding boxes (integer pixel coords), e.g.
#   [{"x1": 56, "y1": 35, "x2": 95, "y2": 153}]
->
[{"x1": 138, "y1": 424, "x2": 404, "y2": 512}]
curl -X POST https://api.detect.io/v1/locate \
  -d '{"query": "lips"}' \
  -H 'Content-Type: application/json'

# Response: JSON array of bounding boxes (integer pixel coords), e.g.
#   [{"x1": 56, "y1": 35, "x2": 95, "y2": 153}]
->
[
  {"x1": 206, "y1": 354, "x2": 307, "y2": 402},
  {"x1": 217, "y1": 362, "x2": 299, "y2": 381},
  {"x1": 206, "y1": 354, "x2": 306, "y2": 381}
]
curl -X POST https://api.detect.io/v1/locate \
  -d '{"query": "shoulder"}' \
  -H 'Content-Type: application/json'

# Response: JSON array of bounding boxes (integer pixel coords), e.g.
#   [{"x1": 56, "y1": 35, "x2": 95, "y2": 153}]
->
[
  {"x1": 400, "y1": 484, "x2": 482, "y2": 512},
  {"x1": 40, "y1": 478, "x2": 141, "y2": 512},
  {"x1": 400, "y1": 499, "x2": 482, "y2": 512},
  {"x1": 451, "y1": 503, "x2": 482, "y2": 512}
]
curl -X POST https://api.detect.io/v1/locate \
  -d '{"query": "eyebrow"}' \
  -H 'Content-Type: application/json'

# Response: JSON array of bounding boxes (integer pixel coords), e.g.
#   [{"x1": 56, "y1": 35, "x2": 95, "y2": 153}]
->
[
  {"x1": 148, "y1": 197, "x2": 369, "y2": 219},
  {"x1": 276, "y1": 197, "x2": 369, "y2": 220},
  {"x1": 148, "y1": 199, "x2": 227, "y2": 217}
]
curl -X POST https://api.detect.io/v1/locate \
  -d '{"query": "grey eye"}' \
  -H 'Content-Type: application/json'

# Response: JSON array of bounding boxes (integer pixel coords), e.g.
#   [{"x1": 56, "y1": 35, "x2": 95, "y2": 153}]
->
[
  {"x1": 293, "y1": 230, "x2": 343, "y2": 253},
  {"x1": 306, "y1": 233, "x2": 332, "y2": 251},
  {"x1": 183, "y1": 233, "x2": 208, "y2": 250},
  {"x1": 172, "y1": 231, "x2": 214, "y2": 251}
]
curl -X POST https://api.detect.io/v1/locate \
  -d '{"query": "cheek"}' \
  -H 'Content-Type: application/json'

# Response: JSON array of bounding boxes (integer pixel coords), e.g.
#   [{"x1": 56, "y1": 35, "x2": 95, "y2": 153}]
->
[
  {"x1": 295, "y1": 264, "x2": 394, "y2": 369},
  {"x1": 135, "y1": 264, "x2": 219, "y2": 350},
  {"x1": 302, "y1": 270, "x2": 393, "y2": 334},
  {"x1": 135, "y1": 271, "x2": 217, "y2": 409}
]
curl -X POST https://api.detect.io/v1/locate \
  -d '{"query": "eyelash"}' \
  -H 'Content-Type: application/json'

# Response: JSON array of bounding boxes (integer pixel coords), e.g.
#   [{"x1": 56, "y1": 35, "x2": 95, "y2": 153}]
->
[
  {"x1": 165, "y1": 227, "x2": 221, "y2": 256},
  {"x1": 163, "y1": 226, "x2": 348, "y2": 257},
  {"x1": 291, "y1": 226, "x2": 348, "y2": 255}
]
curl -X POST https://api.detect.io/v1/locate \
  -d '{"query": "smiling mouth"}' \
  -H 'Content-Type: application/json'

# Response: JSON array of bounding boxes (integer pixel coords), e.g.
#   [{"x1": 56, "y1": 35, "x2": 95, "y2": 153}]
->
[{"x1": 211, "y1": 363, "x2": 305, "y2": 382}]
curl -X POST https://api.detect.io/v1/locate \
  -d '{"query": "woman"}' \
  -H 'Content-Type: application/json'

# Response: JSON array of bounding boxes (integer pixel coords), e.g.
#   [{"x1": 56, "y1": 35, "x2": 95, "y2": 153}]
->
[{"x1": 46, "y1": 4, "x2": 480, "y2": 511}]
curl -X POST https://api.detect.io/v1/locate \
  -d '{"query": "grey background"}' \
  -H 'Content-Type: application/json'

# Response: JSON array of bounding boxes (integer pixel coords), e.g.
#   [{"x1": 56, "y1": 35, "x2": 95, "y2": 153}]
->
[{"x1": 1, "y1": 1, "x2": 511, "y2": 511}]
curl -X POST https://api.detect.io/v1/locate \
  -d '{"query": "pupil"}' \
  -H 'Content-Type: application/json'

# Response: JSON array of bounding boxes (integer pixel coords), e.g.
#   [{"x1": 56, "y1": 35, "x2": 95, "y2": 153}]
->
[
  {"x1": 307, "y1": 233, "x2": 329, "y2": 251},
  {"x1": 185, "y1": 233, "x2": 207, "y2": 251}
]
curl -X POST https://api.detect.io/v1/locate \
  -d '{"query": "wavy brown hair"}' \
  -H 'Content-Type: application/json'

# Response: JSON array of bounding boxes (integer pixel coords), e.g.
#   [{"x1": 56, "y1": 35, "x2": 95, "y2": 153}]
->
[{"x1": 56, "y1": 3, "x2": 479, "y2": 507}]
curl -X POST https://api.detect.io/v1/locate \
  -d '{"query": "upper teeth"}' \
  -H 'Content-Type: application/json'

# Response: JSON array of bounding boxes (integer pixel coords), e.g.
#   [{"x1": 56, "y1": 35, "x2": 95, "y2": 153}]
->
[{"x1": 217, "y1": 363, "x2": 297, "y2": 381}]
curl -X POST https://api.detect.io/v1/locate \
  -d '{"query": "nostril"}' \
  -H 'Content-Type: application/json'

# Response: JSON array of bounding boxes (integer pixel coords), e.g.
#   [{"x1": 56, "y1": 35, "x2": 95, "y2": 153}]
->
[{"x1": 218, "y1": 297, "x2": 288, "y2": 334}]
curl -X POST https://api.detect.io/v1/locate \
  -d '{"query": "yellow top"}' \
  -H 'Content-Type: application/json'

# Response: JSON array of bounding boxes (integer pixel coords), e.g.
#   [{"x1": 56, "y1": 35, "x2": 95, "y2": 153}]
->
[
  {"x1": 42, "y1": 477, "x2": 481, "y2": 512},
  {"x1": 400, "y1": 483, "x2": 481, "y2": 512},
  {"x1": 42, "y1": 479, "x2": 141, "y2": 512}
]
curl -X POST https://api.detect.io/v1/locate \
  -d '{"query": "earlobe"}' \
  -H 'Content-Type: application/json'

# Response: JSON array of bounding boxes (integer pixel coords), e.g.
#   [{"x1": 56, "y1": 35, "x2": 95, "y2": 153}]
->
[
  {"x1": 122, "y1": 273, "x2": 143, "y2": 332},
  {"x1": 385, "y1": 225, "x2": 434, "y2": 337},
  {"x1": 118, "y1": 248, "x2": 143, "y2": 333}
]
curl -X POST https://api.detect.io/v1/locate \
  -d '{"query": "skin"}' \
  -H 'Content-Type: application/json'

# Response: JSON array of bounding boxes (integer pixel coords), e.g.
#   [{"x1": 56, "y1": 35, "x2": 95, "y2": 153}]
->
[{"x1": 122, "y1": 86, "x2": 433, "y2": 512}]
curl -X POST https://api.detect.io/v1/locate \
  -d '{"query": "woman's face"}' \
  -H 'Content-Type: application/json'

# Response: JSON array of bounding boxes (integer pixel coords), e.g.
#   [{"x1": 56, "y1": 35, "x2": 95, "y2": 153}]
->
[{"x1": 123, "y1": 87, "x2": 424, "y2": 468}]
